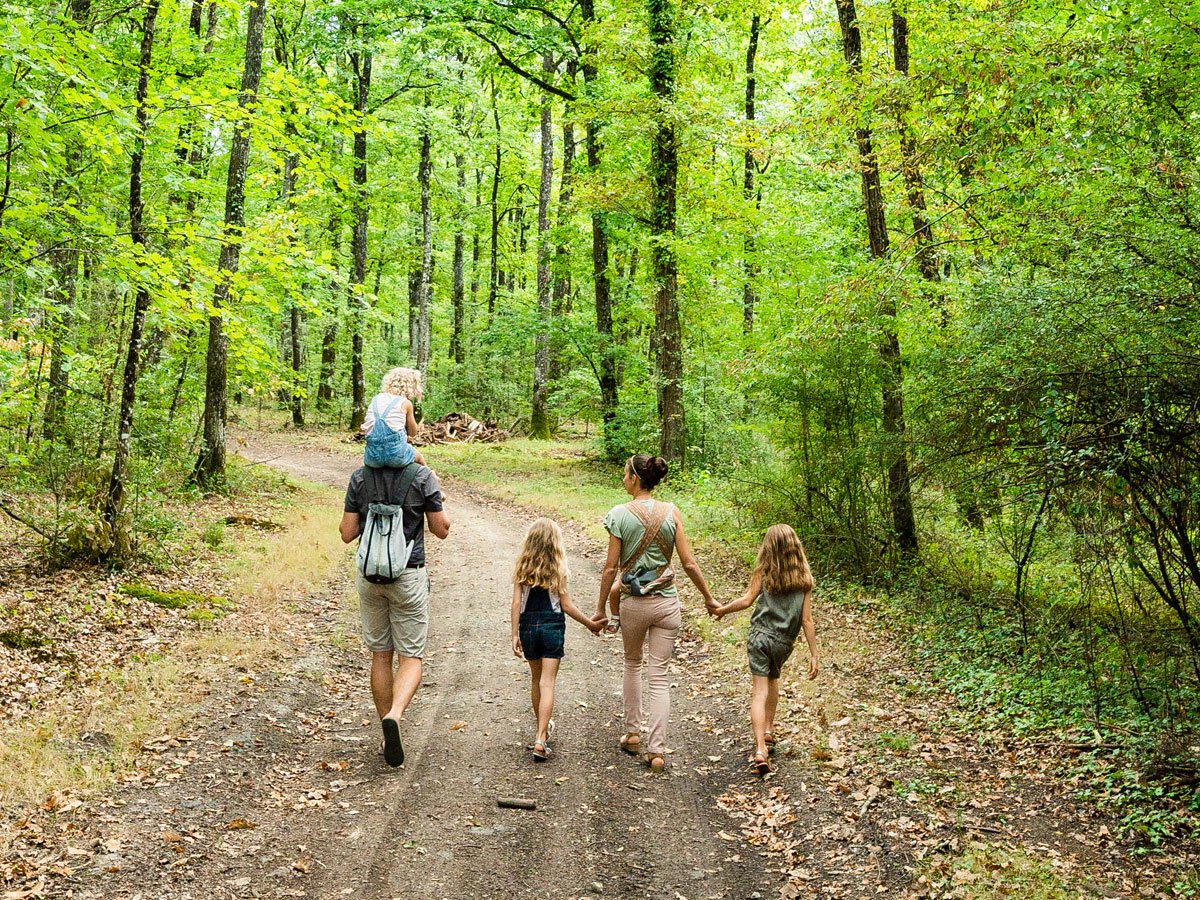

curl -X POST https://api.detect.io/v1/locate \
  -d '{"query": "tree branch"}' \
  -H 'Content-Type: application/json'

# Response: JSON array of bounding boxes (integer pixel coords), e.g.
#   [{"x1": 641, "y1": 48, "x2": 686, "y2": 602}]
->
[{"x1": 463, "y1": 26, "x2": 576, "y2": 101}]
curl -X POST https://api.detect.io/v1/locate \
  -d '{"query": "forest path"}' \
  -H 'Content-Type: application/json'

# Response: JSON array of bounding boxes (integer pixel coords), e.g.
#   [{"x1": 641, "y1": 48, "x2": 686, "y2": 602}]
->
[
  {"x1": 58, "y1": 428, "x2": 1163, "y2": 900},
  {"x1": 65, "y1": 430, "x2": 774, "y2": 900}
]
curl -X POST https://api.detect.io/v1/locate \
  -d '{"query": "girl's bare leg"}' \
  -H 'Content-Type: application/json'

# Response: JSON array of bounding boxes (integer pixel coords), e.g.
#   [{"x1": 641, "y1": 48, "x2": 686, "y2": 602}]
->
[
  {"x1": 750, "y1": 675, "x2": 771, "y2": 758},
  {"x1": 528, "y1": 659, "x2": 543, "y2": 735},
  {"x1": 536, "y1": 659, "x2": 560, "y2": 744},
  {"x1": 765, "y1": 677, "x2": 780, "y2": 742}
]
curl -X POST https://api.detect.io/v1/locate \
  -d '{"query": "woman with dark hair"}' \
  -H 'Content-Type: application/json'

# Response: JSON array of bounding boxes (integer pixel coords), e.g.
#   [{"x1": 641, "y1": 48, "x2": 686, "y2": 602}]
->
[{"x1": 597, "y1": 454, "x2": 719, "y2": 772}]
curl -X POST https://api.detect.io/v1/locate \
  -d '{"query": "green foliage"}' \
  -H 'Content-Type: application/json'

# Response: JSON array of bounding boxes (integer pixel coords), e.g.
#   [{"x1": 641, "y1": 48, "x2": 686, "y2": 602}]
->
[{"x1": 117, "y1": 583, "x2": 230, "y2": 614}]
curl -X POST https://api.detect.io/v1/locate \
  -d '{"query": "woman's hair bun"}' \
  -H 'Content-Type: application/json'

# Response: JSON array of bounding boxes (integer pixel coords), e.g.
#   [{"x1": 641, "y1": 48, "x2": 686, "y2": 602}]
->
[
  {"x1": 651, "y1": 457, "x2": 669, "y2": 479},
  {"x1": 630, "y1": 453, "x2": 669, "y2": 490}
]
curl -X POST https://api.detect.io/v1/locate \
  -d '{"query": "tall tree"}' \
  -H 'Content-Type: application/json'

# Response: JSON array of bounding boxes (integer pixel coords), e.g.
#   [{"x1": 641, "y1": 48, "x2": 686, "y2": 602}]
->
[
  {"x1": 891, "y1": 2, "x2": 939, "y2": 285},
  {"x1": 103, "y1": 0, "x2": 161, "y2": 539},
  {"x1": 580, "y1": 0, "x2": 618, "y2": 431},
  {"x1": 530, "y1": 52, "x2": 555, "y2": 439},
  {"x1": 416, "y1": 93, "x2": 433, "y2": 371},
  {"x1": 741, "y1": 13, "x2": 761, "y2": 335},
  {"x1": 194, "y1": 0, "x2": 269, "y2": 486},
  {"x1": 648, "y1": 0, "x2": 685, "y2": 464},
  {"x1": 347, "y1": 42, "x2": 371, "y2": 431},
  {"x1": 450, "y1": 99, "x2": 467, "y2": 364},
  {"x1": 835, "y1": 0, "x2": 918, "y2": 559}
]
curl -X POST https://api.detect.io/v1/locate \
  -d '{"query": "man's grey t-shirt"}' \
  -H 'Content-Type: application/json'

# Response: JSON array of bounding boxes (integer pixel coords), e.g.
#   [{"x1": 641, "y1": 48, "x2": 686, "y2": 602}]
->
[{"x1": 344, "y1": 465, "x2": 443, "y2": 566}]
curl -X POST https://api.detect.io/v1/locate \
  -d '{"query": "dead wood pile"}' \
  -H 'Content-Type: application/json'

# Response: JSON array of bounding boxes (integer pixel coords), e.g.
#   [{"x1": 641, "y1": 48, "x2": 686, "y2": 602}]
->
[{"x1": 412, "y1": 412, "x2": 510, "y2": 446}]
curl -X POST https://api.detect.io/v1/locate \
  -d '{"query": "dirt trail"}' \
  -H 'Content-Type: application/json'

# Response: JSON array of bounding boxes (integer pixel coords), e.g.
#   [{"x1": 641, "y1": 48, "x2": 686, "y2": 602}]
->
[
  {"x1": 65, "y1": 434, "x2": 774, "y2": 900},
  {"x1": 55, "y1": 431, "x2": 1169, "y2": 900}
]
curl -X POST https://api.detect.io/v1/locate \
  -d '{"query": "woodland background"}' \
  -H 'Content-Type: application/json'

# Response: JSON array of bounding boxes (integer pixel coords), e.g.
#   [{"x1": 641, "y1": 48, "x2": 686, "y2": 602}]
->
[{"x1": 0, "y1": 0, "x2": 1198, "y2": 851}]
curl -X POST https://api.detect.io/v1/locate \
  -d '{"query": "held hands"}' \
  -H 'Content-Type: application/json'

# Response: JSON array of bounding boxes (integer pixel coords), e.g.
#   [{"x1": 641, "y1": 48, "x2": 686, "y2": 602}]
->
[
  {"x1": 586, "y1": 615, "x2": 607, "y2": 635},
  {"x1": 705, "y1": 598, "x2": 725, "y2": 619}
]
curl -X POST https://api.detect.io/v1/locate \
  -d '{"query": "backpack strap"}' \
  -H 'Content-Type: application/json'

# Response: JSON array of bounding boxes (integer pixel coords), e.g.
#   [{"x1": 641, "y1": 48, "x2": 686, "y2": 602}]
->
[
  {"x1": 620, "y1": 501, "x2": 672, "y2": 573},
  {"x1": 365, "y1": 463, "x2": 422, "y2": 510}
]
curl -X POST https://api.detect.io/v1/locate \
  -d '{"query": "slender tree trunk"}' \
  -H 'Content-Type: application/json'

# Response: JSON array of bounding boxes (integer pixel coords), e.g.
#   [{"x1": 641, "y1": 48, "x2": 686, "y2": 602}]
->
[
  {"x1": 550, "y1": 112, "x2": 575, "y2": 381},
  {"x1": 193, "y1": 0, "x2": 267, "y2": 487},
  {"x1": 891, "y1": 4, "x2": 939, "y2": 287},
  {"x1": 417, "y1": 97, "x2": 433, "y2": 371},
  {"x1": 489, "y1": 84, "x2": 501, "y2": 318},
  {"x1": 347, "y1": 47, "x2": 370, "y2": 431},
  {"x1": 648, "y1": 0, "x2": 685, "y2": 465},
  {"x1": 530, "y1": 53, "x2": 554, "y2": 440},
  {"x1": 450, "y1": 125, "x2": 466, "y2": 363},
  {"x1": 836, "y1": 0, "x2": 918, "y2": 560},
  {"x1": 317, "y1": 212, "x2": 340, "y2": 410},
  {"x1": 408, "y1": 262, "x2": 419, "y2": 358},
  {"x1": 741, "y1": 13, "x2": 760, "y2": 336},
  {"x1": 580, "y1": 0, "x2": 618, "y2": 428},
  {"x1": 471, "y1": 168, "x2": 482, "y2": 309},
  {"x1": 103, "y1": 0, "x2": 160, "y2": 539}
]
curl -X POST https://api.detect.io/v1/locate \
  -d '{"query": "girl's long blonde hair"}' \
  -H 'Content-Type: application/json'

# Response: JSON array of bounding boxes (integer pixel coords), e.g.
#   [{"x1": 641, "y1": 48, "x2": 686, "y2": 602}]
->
[
  {"x1": 513, "y1": 518, "x2": 570, "y2": 595},
  {"x1": 756, "y1": 524, "x2": 814, "y2": 595}
]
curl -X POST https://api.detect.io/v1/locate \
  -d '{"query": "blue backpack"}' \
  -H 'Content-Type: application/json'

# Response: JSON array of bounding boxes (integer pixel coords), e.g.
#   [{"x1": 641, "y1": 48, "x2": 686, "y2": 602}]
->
[{"x1": 364, "y1": 395, "x2": 416, "y2": 468}]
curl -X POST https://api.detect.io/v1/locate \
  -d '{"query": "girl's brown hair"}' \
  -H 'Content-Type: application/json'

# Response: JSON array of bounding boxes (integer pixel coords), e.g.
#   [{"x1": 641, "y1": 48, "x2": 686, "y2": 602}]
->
[
  {"x1": 756, "y1": 524, "x2": 814, "y2": 595},
  {"x1": 513, "y1": 518, "x2": 570, "y2": 596}
]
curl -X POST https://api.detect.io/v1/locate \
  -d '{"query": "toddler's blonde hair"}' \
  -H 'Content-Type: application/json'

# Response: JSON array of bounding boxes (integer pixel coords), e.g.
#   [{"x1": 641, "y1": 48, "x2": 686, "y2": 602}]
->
[
  {"x1": 380, "y1": 367, "x2": 423, "y2": 401},
  {"x1": 513, "y1": 518, "x2": 570, "y2": 596},
  {"x1": 756, "y1": 524, "x2": 815, "y2": 595}
]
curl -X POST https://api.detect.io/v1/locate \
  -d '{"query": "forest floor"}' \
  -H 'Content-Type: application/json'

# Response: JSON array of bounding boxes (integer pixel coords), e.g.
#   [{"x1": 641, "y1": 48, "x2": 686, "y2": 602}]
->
[{"x1": 0, "y1": 422, "x2": 1190, "y2": 900}]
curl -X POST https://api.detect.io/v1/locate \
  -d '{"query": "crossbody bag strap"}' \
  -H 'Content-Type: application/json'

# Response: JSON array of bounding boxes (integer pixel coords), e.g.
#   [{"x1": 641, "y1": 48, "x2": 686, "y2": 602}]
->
[{"x1": 621, "y1": 501, "x2": 670, "y2": 572}]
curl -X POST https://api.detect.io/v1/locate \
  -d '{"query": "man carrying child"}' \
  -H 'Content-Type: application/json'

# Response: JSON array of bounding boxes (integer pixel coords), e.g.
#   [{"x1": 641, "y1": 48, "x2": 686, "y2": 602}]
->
[{"x1": 339, "y1": 420, "x2": 450, "y2": 767}]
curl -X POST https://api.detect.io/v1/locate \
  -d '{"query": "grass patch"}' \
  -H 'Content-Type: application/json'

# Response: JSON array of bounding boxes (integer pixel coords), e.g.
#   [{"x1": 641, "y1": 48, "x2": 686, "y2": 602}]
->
[
  {"x1": 0, "y1": 628, "x2": 48, "y2": 651},
  {"x1": 916, "y1": 843, "x2": 1079, "y2": 899},
  {"x1": 118, "y1": 583, "x2": 230, "y2": 612},
  {"x1": 879, "y1": 730, "x2": 915, "y2": 753},
  {"x1": 0, "y1": 479, "x2": 347, "y2": 808}
]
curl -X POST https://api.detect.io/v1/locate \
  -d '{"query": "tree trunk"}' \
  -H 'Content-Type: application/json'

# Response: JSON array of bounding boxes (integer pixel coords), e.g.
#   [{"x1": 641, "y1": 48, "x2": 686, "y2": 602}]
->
[
  {"x1": 408, "y1": 262, "x2": 419, "y2": 358},
  {"x1": 416, "y1": 96, "x2": 433, "y2": 371},
  {"x1": 836, "y1": 0, "x2": 918, "y2": 560},
  {"x1": 347, "y1": 48, "x2": 370, "y2": 432},
  {"x1": 741, "y1": 13, "x2": 760, "y2": 336},
  {"x1": 103, "y1": 0, "x2": 160, "y2": 539},
  {"x1": 550, "y1": 113, "x2": 575, "y2": 381},
  {"x1": 891, "y1": 5, "x2": 940, "y2": 287},
  {"x1": 489, "y1": 84, "x2": 501, "y2": 318},
  {"x1": 648, "y1": 0, "x2": 685, "y2": 465},
  {"x1": 193, "y1": 0, "x2": 267, "y2": 487},
  {"x1": 471, "y1": 168, "x2": 482, "y2": 309},
  {"x1": 530, "y1": 53, "x2": 554, "y2": 440},
  {"x1": 450, "y1": 132, "x2": 466, "y2": 363},
  {"x1": 317, "y1": 212, "x2": 340, "y2": 410},
  {"x1": 580, "y1": 0, "x2": 618, "y2": 428}
]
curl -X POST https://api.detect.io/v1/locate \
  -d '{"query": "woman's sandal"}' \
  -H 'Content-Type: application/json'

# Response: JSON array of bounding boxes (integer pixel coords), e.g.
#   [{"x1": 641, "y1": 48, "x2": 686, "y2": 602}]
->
[
  {"x1": 532, "y1": 739, "x2": 552, "y2": 761},
  {"x1": 619, "y1": 733, "x2": 641, "y2": 755},
  {"x1": 751, "y1": 752, "x2": 774, "y2": 776},
  {"x1": 647, "y1": 753, "x2": 666, "y2": 774},
  {"x1": 764, "y1": 732, "x2": 777, "y2": 756}
]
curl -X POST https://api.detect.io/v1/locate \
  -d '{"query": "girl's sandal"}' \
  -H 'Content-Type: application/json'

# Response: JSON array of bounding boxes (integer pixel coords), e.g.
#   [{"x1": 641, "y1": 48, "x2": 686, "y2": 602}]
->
[
  {"x1": 751, "y1": 752, "x2": 774, "y2": 777},
  {"x1": 532, "y1": 739, "x2": 551, "y2": 761},
  {"x1": 619, "y1": 733, "x2": 641, "y2": 755},
  {"x1": 647, "y1": 753, "x2": 666, "y2": 774}
]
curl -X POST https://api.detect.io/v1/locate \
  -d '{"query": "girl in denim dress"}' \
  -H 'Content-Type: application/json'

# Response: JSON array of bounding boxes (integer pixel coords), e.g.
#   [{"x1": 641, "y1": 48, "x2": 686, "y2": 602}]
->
[{"x1": 511, "y1": 518, "x2": 604, "y2": 760}]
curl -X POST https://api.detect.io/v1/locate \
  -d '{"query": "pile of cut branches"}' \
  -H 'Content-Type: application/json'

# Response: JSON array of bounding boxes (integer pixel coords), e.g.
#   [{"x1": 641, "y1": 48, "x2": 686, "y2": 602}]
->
[{"x1": 412, "y1": 412, "x2": 510, "y2": 446}]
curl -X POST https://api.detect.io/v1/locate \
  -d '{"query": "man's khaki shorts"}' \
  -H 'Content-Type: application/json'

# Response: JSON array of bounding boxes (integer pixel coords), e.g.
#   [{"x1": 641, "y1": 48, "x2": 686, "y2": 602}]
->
[{"x1": 357, "y1": 567, "x2": 429, "y2": 657}]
